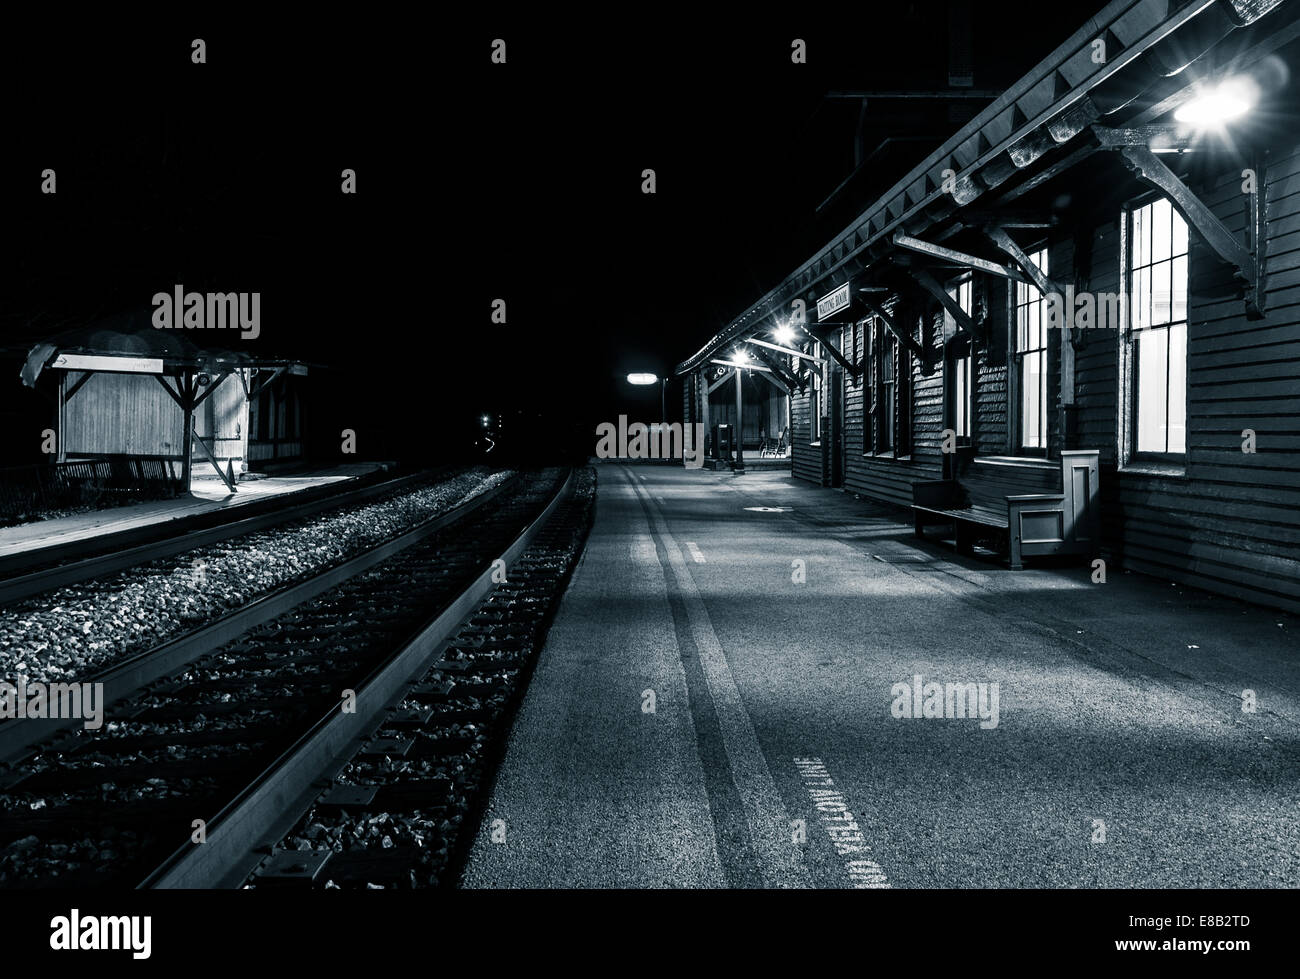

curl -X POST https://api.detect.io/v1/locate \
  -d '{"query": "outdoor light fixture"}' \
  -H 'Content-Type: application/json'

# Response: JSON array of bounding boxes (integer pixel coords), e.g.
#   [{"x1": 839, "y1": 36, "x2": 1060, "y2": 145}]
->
[
  {"x1": 774, "y1": 324, "x2": 797, "y2": 346},
  {"x1": 1174, "y1": 77, "x2": 1258, "y2": 127},
  {"x1": 626, "y1": 373, "x2": 658, "y2": 385},
  {"x1": 481, "y1": 414, "x2": 491, "y2": 427}
]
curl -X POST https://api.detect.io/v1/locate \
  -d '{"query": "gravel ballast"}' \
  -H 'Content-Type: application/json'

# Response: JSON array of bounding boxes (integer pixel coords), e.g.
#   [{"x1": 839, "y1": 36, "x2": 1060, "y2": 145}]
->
[{"x1": 0, "y1": 468, "x2": 510, "y2": 686}]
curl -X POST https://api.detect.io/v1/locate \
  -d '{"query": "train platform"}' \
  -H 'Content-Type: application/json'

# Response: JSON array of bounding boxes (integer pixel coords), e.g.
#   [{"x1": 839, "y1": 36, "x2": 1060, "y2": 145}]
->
[
  {"x1": 462, "y1": 462, "x2": 1300, "y2": 888},
  {"x1": 0, "y1": 463, "x2": 387, "y2": 563}
]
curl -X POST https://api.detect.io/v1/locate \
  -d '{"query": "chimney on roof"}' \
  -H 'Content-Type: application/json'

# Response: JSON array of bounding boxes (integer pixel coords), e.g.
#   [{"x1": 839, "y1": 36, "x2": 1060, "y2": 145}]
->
[{"x1": 948, "y1": 0, "x2": 974, "y2": 88}]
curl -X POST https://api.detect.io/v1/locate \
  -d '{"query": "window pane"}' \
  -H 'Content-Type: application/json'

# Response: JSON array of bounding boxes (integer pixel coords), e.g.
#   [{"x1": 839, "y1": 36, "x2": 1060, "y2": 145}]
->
[
  {"x1": 1172, "y1": 208, "x2": 1188, "y2": 257},
  {"x1": 1168, "y1": 323, "x2": 1187, "y2": 455},
  {"x1": 956, "y1": 354, "x2": 971, "y2": 437},
  {"x1": 1152, "y1": 259, "x2": 1171, "y2": 326},
  {"x1": 1132, "y1": 265, "x2": 1150, "y2": 330},
  {"x1": 1134, "y1": 206, "x2": 1150, "y2": 268},
  {"x1": 1023, "y1": 351, "x2": 1045, "y2": 449},
  {"x1": 1172, "y1": 254, "x2": 1188, "y2": 324},
  {"x1": 1028, "y1": 297, "x2": 1041, "y2": 349},
  {"x1": 1136, "y1": 328, "x2": 1169, "y2": 453},
  {"x1": 1152, "y1": 197, "x2": 1172, "y2": 263}
]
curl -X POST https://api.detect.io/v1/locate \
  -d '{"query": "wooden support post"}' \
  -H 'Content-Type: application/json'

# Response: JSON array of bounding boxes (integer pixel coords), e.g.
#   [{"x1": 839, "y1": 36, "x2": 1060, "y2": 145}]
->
[
  {"x1": 699, "y1": 368, "x2": 711, "y2": 460},
  {"x1": 734, "y1": 367, "x2": 744, "y2": 472},
  {"x1": 180, "y1": 373, "x2": 194, "y2": 492},
  {"x1": 56, "y1": 374, "x2": 66, "y2": 463}
]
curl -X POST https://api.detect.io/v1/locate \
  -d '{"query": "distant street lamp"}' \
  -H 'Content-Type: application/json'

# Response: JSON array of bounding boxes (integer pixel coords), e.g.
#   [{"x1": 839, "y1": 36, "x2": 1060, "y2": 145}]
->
[{"x1": 626, "y1": 372, "x2": 667, "y2": 432}]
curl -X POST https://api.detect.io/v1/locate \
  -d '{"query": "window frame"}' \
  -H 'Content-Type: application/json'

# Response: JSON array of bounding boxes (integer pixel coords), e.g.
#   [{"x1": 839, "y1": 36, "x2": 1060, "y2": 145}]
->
[
  {"x1": 946, "y1": 275, "x2": 975, "y2": 447},
  {"x1": 808, "y1": 342, "x2": 822, "y2": 445},
  {"x1": 1011, "y1": 244, "x2": 1051, "y2": 458},
  {"x1": 1120, "y1": 192, "x2": 1189, "y2": 469}
]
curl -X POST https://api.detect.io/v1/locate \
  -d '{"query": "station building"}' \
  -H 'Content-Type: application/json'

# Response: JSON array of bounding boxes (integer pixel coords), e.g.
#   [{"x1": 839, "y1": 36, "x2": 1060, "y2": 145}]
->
[{"x1": 676, "y1": 0, "x2": 1300, "y2": 612}]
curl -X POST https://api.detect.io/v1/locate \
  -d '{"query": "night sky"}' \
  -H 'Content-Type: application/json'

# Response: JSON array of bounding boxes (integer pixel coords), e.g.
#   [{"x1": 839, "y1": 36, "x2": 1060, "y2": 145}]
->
[{"x1": 1, "y1": 8, "x2": 1109, "y2": 464}]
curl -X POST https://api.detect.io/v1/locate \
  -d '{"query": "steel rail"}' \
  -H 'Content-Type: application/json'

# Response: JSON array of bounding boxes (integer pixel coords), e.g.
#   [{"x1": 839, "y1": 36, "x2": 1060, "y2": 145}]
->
[{"x1": 140, "y1": 468, "x2": 574, "y2": 889}]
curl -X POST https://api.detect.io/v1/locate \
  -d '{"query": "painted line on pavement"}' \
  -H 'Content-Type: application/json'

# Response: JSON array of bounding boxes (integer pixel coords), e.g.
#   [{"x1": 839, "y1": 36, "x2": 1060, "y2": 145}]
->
[
  {"x1": 626, "y1": 467, "x2": 810, "y2": 888},
  {"x1": 686, "y1": 542, "x2": 707, "y2": 564}
]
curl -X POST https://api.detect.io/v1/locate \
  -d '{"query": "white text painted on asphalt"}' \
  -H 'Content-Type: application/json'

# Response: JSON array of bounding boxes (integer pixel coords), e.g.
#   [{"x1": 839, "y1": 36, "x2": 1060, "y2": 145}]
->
[{"x1": 794, "y1": 757, "x2": 890, "y2": 888}]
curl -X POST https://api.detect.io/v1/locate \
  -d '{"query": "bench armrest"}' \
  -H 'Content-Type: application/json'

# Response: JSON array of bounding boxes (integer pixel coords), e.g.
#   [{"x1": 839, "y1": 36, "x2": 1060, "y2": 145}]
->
[{"x1": 1005, "y1": 493, "x2": 1065, "y2": 503}]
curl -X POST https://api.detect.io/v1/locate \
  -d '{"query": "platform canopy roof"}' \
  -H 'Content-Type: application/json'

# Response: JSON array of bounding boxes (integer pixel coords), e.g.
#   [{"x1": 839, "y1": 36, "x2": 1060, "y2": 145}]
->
[
  {"x1": 19, "y1": 307, "x2": 311, "y2": 388},
  {"x1": 675, "y1": 0, "x2": 1293, "y2": 376}
]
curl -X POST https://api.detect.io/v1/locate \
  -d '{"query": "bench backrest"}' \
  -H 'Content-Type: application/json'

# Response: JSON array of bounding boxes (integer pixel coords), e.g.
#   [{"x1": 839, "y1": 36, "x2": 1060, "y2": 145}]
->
[{"x1": 956, "y1": 458, "x2": 1059, "y2": 510}]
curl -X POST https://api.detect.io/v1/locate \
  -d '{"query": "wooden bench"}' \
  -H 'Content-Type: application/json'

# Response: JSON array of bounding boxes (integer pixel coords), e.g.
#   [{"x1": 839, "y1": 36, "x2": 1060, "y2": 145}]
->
[{"x1": 911, "y1": 450, "x2": 1100, "y2": 569}]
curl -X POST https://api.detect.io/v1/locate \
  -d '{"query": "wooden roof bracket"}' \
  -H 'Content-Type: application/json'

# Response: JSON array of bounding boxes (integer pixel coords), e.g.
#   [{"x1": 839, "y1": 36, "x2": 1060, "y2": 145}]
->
[
  {"x1": 1103, "y1": 137, "x2": 1263, "y2": 320},
  {"x1": 190, "y1": 369, "x2": 234, "y2": 411},
  {"x1": 801, "y1": 323, "x2": 862, "y2": 381},
  {"x1": 908, "y1": 266, "x2": 983, "y2": 345},
  {"x1": 748, "y1": 344, "x2": 806, "y2": 394},
  {"x1": 755, "y1": 369, "x2": 792, "y2": 398},
  {"x1": 892, "y1": 230, "x2": 1030, "y2": 283},
  {"x1": 859, "y1": 296, "x2": 934, "y2": 374},
  {"x1": 982, "y1": 225, "x2": 1087, "y2": 350},
  {"x1": 707, "y1": 368, "x2": 736, "y2": 395},
  {"x1": 63, "y1": 370, "x2": 96, "y2": 403},
  {"x1": 246, "y1": 365, "x2": 288, "y2": 401}
]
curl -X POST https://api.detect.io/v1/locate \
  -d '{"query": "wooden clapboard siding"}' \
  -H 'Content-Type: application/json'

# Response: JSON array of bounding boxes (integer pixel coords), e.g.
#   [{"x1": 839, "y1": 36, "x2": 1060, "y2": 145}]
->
[
  {"x1": 791, "y1": 378, "x2": 821, "y2": 484},
  {"x1": 63, "y1": 372, "x2": 183, "y2": 457},
  {"x1": 975, "y1": 270, "x2": 1010, "y2": 456},
  {"x1": 1072, "y1": 217, "x2": 1123, "y2": 464}
]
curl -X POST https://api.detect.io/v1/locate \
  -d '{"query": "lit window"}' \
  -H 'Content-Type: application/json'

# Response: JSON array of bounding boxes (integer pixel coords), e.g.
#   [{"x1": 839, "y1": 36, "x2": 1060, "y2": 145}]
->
[
  {"x1": 948, "y1": 278, "x2": 974, "y2": 441},
  {"x1": 1128, "y1": 197, "x2": 1188, "y2": 456},
  {"x1": 810, "y1": 347, "x2": 822, "y2": 443},
  {"x1": 1014, "y1": 248, "x2": 1049, "y2": 451},
  {"x1": 880, "y1": 334, "x2": 895, "y2": 452}
]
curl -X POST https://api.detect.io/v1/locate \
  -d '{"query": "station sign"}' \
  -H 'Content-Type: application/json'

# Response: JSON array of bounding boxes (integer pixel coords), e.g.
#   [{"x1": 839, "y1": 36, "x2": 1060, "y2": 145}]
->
[{"x1": 816, "y1": 283, "x2": 851, "y2": 321}]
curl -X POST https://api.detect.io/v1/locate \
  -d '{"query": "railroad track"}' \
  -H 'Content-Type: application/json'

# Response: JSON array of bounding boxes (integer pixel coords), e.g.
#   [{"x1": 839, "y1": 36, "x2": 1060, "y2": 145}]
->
[
  {"x1": 0, "y1": 468, "x2": 515, "y2": 765},
  {"x1": 0, "y1": 466, "x2": 447, "y2": 607},
  {"x1": 0, "y1": 467, "x2": 593, "y2": 890}
]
